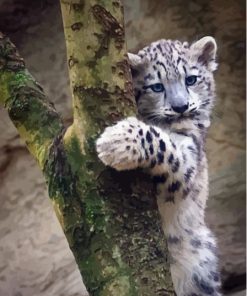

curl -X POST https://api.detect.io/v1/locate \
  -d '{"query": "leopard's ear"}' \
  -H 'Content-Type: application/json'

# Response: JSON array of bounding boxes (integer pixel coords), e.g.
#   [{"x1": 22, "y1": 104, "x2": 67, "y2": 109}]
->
[
  {"x1": 128, "y1": 52, "x2": 149, "y2": 78},
  {"x1": 190, "y1": 36, "x2": 217, "y2": 71},
  {"x1": 128, "y1": 53, "x2": 143, "y2": 68}
]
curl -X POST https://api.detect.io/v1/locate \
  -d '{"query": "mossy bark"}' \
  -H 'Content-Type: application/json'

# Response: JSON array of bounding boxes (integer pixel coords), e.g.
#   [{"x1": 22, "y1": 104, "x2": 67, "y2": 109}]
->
[{"x1": 0, "y1": 1, "x2": 174, "y2": 295}]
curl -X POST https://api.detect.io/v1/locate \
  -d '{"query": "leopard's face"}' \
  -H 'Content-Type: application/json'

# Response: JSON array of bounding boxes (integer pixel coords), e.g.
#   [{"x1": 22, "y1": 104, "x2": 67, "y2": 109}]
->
[{"x1": 128, "y1": 37, "x2": 217, "y2": 126}]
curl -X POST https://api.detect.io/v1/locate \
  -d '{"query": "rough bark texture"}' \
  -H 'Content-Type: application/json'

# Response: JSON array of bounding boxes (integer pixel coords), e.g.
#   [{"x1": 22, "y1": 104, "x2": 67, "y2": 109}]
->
[
  {"x1": 0, "y1": 34, "x2": 64, "y2": 168},
  {"x1": 58, "y1": 1, "x2": 173, "y2": 295},
  {"x1": 0, "y1": 1, "x2": 174, "y2": 295}
]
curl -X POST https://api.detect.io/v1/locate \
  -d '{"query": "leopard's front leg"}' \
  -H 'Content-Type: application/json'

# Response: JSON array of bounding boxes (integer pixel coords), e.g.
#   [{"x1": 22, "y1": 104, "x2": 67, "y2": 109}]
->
[{"x1": 96, "y1": 117, "x2": 198, "y2": 190}]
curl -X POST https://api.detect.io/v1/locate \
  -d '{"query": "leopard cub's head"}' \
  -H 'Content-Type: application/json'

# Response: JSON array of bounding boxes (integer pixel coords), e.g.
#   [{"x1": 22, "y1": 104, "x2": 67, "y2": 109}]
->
[{"x1": 128, "y1": 36, "x2": 217, "y2": 126}]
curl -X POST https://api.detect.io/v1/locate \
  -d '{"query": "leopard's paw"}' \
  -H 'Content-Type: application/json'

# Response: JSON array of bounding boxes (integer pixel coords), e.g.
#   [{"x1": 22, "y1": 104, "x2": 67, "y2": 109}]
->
[{"x1": 96, "y1": 117, "x2": 141, "y2": 171}]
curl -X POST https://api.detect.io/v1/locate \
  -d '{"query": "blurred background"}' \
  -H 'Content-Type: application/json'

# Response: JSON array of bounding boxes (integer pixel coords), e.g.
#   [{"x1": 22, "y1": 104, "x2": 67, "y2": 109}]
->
[{"x1": 0, "y1": 0, "x2": 245, "y2": 295}]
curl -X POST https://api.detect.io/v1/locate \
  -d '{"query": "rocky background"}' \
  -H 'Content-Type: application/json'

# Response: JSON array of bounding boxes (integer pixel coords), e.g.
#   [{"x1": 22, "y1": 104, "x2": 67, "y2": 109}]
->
[{"x1": 0, "y1": 0, "x2": 245, "y2": 295}]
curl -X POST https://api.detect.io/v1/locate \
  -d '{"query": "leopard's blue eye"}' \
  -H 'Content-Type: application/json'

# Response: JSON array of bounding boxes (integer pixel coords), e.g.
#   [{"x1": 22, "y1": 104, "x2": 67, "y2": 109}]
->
[
  {"x1": 148, "y1": 83, "x2": 165, "y2": 93},
  {"x1": 185, "y1": 75, "x2": 197, "y2": 86}
]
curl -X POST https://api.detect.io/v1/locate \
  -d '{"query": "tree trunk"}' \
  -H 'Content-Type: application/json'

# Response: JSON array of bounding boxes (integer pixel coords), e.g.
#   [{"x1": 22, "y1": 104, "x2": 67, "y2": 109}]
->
[{"x1": 0, "y1": 1, "x2": 174, "y2": 295}]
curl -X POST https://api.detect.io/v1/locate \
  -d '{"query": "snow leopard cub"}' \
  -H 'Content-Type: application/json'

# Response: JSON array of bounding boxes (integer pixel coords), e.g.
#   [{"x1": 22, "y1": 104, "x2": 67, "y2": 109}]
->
[{"x1": 96, "y1": 36, "x2": 221, "y2": 296}]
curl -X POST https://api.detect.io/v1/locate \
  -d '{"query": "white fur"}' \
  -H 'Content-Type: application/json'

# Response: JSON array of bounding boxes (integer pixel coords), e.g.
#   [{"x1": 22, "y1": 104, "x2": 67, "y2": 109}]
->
[{"x1": 97, "y1": 37, "x2": 221, "y2": 296}]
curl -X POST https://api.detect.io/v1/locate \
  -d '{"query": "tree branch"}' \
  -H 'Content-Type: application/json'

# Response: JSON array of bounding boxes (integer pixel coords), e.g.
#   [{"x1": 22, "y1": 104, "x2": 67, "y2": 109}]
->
[
  {"x1": 60, "y1": 0, "x2": 174, "y2": 295},
  {"x1": 0, "y1": 32, "x2": 64, "y2": 169},
  {"x1": 0, "y1": 1, "x2": 174, "y2": 294}
]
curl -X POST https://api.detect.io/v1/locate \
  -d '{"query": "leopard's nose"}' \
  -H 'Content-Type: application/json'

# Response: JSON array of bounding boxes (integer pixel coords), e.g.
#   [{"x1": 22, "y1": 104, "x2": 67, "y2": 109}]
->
[{"x1": 171, "y1": 103, "x2": 189, "y2": 114}]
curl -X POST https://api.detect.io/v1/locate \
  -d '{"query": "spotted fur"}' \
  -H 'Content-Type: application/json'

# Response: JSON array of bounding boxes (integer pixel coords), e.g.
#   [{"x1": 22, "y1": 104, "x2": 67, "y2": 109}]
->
[{"x1": 96, "y1": 36, "x2": 221, "y2": 296}]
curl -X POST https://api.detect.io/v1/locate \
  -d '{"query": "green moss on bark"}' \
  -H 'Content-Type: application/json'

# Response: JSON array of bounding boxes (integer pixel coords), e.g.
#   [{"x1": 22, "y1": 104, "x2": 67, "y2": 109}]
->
[
  {"x1": 0, "y1": 34, "x2": 64, "y2": 168},
  {"x1": 0, "y1": 1, "x2": 174, "y2": 294},
  {"x1": 60, "y1": 0, "x2": 174, "y2": 295}
]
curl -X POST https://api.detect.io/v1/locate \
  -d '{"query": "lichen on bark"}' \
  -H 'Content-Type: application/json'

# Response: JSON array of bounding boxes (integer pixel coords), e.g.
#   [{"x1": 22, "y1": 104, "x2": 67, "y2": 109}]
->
[
  {"x1": 0, "y1": 1, "x2": 174, "y2": 295},
  {"x1": 0, "y1": 33, "x2": 64, "y2": 169}
]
